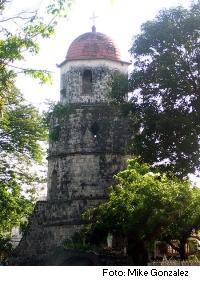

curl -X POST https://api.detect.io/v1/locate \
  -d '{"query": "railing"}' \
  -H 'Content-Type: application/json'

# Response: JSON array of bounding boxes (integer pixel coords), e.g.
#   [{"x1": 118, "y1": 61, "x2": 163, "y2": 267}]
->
[{"x1": 148, "y1": 260, "x2": 200, "y2": 266}]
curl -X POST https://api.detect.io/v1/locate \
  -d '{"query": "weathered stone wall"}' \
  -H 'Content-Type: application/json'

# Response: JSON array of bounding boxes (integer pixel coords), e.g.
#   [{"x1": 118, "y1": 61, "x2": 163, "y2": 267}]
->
[
  {"x1": 60, "y1": 61, "x2": 128, "y2": 104},
  {"x1": 47, "y1": 154, "x2": 128, "y2": 201},
  {"x1": 48, "y1": 105, "x2": 133, "y2": 201},
  {"x1": 60, "y1": 66, "x2": 111, "y2": 103},
  {"x1": 13, "y1": 104, "x2": 133, "y2": 259},
  {"x1": 11, "y1": 248, "x2": 131, "y2": 265},
  {"x1": 49, "y1": 105, "x2": 132, "y2": 154},
  {"x1": 15, "y1": 198, "x2": 102, "y2": 257},
  {"x1": 11, "y1": 56, "x2": 135, "y2": 263},
  {"x1": 60, "y1": 59, "x2": 128, "y2": 76}
]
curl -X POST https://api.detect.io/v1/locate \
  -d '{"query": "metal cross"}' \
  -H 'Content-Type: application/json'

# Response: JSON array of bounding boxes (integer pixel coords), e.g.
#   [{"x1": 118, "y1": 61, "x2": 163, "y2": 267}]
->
[{"x1": 90, "y1": 12, "x2": 98, "y2": 26}]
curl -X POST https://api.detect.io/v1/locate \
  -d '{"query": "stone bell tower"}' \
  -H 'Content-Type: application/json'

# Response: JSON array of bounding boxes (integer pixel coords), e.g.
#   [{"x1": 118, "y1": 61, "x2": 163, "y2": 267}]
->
[
  {"x1": 12, "y1": 26, "x2": 132, "y2": 264},
  {"x1": 47, "y1": 26, "x2": 131, "y2": 203}
]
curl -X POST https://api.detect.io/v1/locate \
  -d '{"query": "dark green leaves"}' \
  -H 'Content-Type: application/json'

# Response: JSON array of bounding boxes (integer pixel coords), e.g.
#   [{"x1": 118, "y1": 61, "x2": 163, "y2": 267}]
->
[
  {"x1": 0, "y1": 91, "x2": 48, "y2": 162},
  {"x1": 0, "y1": 0, "x2": 73, "y2": 110},
  {"x1": 0, "y1": 90, "x2": 47, "y2": 237},
  {"x1": 129, "y1": 1, "x2": 200, "y2": 177},
  {"x1": 84, "y1": 159, "x2": 200, "y2": 259}
]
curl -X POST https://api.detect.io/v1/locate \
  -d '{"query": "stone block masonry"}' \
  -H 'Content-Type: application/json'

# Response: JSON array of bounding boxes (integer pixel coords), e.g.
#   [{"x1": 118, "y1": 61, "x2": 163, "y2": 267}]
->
[
  {"x1": 12, "y1": 104, "x2": 133, "y2": 260},
  {"x1": 48, "y1": 105, "x2": 133, "y2": 201},
  {"x1": 10, "y1": 28, "x2": 132, "y2": 265}
]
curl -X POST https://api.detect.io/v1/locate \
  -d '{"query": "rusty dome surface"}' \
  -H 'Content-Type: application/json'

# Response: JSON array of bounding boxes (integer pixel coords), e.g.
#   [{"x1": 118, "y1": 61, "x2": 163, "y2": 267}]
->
[{"x1": 66, "y1": 30, "x2": 121, "y2": 61}]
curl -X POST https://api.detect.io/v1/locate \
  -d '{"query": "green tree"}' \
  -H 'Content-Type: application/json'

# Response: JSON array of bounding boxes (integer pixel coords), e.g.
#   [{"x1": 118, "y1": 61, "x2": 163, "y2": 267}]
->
[
  {"x1": 0, "y1": 0, "x2": 73, "y2": 240},
  {"x1": 0, "y1": 234, "x2": 13, "y2": 262},
  {"x1": 129, "y1": 1, "x2": 200, "y2": 178},
  {"x1": 84, "y1": 159, "x2": 200, "y2": 264},
  {"x1": 0, "y1": 89, "x2": 48, "y2": 237},
  {"x1": 0, "y1": 0, "x2": 73, "y2": 112}
]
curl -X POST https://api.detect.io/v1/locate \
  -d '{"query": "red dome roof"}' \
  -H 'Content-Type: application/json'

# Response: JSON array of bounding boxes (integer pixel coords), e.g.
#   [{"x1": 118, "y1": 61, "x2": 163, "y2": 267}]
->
[{"x1": 66, "y1": 29, "x2": 120, "y2": 61}]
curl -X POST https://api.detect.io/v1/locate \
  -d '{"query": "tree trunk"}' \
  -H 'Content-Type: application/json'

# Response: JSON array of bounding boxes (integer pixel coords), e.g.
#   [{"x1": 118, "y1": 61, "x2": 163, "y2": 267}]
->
[
  {"x1": 127, "y1": 235, "x2": 148, "y2": 265},
  {"x1": 179, "y1": 239, "x2": 187, "y2": 260}
]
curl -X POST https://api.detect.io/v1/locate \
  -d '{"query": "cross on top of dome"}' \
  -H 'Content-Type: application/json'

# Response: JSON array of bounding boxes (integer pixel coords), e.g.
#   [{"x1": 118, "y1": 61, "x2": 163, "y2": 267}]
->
[{"x1": 90, "y1": 12, "x2": 98, "y2": 32}]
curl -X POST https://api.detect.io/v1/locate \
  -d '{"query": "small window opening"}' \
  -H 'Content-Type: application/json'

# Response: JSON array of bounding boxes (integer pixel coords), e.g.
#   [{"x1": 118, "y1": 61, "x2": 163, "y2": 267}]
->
[
  {"x1": 82, "y1": 69, "x2": 92, "y2": 95},
  {"x1": 51, "y1": 170, "x2": 58, "y2": 190},
  {"x1": 90, "y1": 122, "x2": 100, "y2": 138}
]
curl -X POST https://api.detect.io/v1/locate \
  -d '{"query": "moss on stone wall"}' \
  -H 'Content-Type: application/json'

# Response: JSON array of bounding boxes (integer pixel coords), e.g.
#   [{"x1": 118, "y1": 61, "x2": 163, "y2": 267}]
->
[
  {"x1": 48, "y1": 103, "x2": 76, "y2": 120},
  {"x1": 108, "y1": 72, "x2": 128, "y2": 104}
]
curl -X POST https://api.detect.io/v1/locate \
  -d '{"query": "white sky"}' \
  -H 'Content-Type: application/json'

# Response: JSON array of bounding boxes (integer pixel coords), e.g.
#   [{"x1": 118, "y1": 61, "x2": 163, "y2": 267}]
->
[{"x1": 13, "y1": 0, "x2": 192, "y2": 109}]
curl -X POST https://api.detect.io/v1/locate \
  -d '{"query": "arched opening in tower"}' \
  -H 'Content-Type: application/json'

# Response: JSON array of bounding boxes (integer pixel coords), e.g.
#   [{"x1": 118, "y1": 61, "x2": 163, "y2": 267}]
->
[
  {"x1": 51, "y1": 170, "x2": 58, "y2": 197},
  {"x1": 82, "y1": 69, "x2": 92, "y2": 95}
]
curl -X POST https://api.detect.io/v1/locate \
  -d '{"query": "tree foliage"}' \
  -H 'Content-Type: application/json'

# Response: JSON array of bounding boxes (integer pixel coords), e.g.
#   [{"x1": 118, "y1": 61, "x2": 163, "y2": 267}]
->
[
  {"x1": 0, "y1": 89, "x2": 48, "y2": 236},
  {"x1": 84, "y1": 159, "x2": 200, "y2": 263},
  {"x1": 129, "y1": 1, "x2": 200, "y2": 178},
  {"x1": 0, "y1": 0, "x2": 73, "y2": 236},
  {"x1": 0, "y1": 0, "x2": 73, "y2": 112}
]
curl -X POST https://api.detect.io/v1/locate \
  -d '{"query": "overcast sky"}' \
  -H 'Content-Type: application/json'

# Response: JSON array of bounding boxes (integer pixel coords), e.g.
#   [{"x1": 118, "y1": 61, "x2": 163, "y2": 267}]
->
[{"x1": 10, "y1": 0, "x2": 191, "y2": 108}]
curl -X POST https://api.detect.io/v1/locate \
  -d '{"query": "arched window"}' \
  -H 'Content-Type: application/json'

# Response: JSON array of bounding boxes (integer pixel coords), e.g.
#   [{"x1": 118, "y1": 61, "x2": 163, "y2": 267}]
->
[
  {"x1": 51, "y1": 170, "x2": 58, "y2": 190},
  {"x1": 90, "y1": 122, "x2": 100, "y2": 138},
  {"x1": 82, "y1": 69, "x2": 92, "y2": 95}
]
